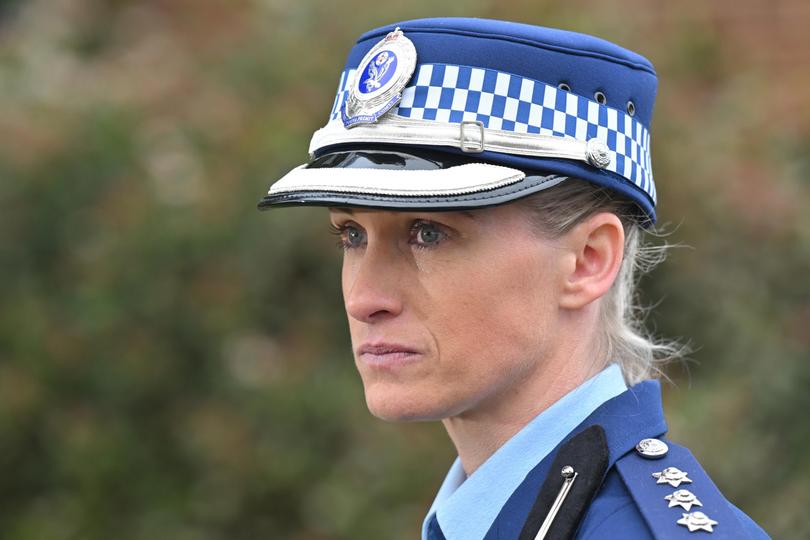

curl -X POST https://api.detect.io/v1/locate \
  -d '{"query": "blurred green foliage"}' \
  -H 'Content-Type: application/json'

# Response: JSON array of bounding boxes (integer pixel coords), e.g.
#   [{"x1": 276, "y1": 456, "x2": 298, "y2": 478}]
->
[{"x1": 0, "y1": 0, "x2": 808, "y2": 538}]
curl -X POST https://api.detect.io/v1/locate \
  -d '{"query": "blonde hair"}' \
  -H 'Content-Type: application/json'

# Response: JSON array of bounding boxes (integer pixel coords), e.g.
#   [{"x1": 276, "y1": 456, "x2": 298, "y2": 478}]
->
[{"x1": 519, "y1": 178, "x2": 683, "y2": 385}]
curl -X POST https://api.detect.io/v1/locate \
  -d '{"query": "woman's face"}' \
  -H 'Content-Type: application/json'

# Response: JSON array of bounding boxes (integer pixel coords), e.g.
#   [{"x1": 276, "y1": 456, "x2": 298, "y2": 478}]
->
[{"x1": 329, "y1": 203, "x2": 570, "y2": 422}]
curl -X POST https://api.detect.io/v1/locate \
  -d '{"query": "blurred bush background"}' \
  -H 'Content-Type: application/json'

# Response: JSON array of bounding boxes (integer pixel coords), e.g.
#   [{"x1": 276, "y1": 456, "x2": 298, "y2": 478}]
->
[{"x1": 0, "y1": 0, "x2": 807, "y2": 538}]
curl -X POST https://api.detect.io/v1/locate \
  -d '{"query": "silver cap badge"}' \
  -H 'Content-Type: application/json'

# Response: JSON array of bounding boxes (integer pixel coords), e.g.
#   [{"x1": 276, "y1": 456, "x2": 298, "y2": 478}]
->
[{"x1": 342, "y1": 28, "x2": 417, "y2": 128}]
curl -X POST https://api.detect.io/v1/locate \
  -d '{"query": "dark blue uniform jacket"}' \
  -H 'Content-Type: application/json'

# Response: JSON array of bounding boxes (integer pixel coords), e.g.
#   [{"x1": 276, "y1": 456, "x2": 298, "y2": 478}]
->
[{"x1": 426, "y1": 381, "x2": 770, "y2": 539}]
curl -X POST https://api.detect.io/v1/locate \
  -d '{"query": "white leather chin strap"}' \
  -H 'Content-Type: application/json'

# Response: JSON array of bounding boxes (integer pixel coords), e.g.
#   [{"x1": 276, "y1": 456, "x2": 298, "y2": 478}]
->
[{"x1": 309, "y1": 115, "x2": 613, "y2": 170}]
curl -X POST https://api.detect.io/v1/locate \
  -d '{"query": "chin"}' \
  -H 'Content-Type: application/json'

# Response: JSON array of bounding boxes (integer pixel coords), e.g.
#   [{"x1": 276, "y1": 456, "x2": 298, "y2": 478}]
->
[{"x1": 363, "y1": 385, "x2": 449, "y2": 422}]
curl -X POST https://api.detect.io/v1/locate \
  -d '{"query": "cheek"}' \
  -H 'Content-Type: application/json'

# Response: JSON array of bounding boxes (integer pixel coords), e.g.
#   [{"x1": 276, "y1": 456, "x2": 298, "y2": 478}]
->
[
  {"x1": 340, "y1": 256, "x2": 353, "y2": 297},
  {"x1": 424, "y1": 244, "x2": 562, "y2": 399},
  {"x1": 442, "y1": 257, "x2": 557, "y2": 361}
]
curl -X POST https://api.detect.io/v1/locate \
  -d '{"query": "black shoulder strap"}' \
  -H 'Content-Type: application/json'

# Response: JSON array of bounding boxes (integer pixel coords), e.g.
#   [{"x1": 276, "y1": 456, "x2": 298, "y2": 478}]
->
[{"x1": 518, "y1": 425, "x2": 609, "y2": 540}]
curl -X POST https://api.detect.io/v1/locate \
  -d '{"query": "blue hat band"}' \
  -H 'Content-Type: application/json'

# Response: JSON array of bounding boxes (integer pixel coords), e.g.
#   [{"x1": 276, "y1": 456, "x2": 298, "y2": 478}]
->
[{"x1": 326, "y1": 63, "x2": 656, "y2": 205}]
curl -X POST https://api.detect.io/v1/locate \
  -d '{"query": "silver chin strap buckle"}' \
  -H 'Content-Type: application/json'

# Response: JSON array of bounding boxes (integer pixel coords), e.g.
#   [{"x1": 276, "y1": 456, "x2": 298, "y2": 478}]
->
[{"x1": 459, "y1": 120, "x2": 485, "y2": 153}]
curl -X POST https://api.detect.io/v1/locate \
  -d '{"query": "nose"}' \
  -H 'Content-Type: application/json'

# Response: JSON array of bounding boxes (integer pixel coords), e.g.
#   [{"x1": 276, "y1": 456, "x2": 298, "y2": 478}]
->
[{"x1": 343, "y1": 246, "x2": 404, "y2": 323}]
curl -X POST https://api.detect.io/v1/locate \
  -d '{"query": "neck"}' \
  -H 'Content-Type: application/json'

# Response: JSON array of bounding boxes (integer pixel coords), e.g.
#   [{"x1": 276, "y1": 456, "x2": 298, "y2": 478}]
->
[{"x1": 442, "y1": 313, "x2": 605, "y2": 475}]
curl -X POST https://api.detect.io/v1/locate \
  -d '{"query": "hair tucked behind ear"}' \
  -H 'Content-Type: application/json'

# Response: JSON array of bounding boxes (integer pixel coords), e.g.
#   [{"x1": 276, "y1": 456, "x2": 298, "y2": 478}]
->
[{"x1": 519, "y1": 178, "x2": 684, "y2": 385}]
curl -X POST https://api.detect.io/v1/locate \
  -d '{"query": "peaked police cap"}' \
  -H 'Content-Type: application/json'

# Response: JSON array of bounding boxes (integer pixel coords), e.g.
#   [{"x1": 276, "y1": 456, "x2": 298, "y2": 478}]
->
[{"x1": 259, "y1": 18, "x2": 659, "y2": 223}]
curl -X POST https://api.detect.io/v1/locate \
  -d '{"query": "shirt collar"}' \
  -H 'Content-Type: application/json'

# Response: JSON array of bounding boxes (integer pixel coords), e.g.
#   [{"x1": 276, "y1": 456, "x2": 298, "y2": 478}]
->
[{"x1": 421, "y1": 364, "x2": 627, "y2": 540}]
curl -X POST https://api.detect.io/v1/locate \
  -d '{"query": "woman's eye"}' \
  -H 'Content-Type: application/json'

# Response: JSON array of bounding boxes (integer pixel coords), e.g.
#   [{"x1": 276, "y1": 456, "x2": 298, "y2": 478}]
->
[
  {"x1": 331, "y1": 224, "x2": 366, "y2": 250},
  {"x1": 411, "y1": 221, "x2": 447, "y2": 247},
  {"x1": 344, "y1": 226, "x2": 366, "y2": 248}
]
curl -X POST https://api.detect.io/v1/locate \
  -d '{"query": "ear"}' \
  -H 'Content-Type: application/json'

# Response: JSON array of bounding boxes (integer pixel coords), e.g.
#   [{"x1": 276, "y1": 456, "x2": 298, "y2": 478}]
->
[{"x1": 558, "y1": 212, "x2": 625, "y2": 310}]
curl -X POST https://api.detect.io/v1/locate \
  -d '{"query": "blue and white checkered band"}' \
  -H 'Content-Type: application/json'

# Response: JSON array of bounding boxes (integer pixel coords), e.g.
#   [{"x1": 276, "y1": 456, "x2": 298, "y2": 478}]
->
[{"x1": 327, "y1": 63, "x2": 656, "y2": 203}]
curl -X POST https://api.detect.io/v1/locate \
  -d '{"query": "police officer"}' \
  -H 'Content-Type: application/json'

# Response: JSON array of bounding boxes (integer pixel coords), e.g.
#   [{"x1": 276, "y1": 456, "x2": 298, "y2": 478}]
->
[{"x1": 259, "y1": 18, "x2": 770, "y2": 539}]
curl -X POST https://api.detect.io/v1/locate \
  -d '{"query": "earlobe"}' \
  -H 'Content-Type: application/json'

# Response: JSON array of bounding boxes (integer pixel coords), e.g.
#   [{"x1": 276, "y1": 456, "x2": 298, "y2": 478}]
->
[{"x1": 559, "y1": 213, "x2": 625, "y2": 310}]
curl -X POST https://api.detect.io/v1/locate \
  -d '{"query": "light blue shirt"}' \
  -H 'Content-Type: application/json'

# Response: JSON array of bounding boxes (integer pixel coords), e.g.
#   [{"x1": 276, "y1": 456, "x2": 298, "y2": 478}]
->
[{"x1": 421, "y1": 364, "x2": 627, "y2": 540}]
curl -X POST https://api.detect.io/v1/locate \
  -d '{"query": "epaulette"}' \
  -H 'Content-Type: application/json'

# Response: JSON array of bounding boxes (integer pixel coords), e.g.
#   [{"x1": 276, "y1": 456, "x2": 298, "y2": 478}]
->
[{"x1": 615, "y1": 438, "x2": 750, "y2": 539}]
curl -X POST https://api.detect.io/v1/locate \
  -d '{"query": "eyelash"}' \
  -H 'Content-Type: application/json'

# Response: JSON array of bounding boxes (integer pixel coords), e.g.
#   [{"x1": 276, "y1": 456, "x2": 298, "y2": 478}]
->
[
  {"x1": 329, "y1": 221, "x2": 448, "y2": 251},
  {"x1": 329, "y1": 222, "x2": 356, "y2": 251}
]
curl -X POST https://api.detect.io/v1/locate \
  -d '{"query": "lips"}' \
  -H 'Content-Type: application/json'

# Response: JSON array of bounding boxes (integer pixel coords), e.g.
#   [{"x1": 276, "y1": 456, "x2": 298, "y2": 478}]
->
[
  {"x1": 357, "y1": 342, "x2": 420, "y2": 355},
  {"x1": 356, "y1": 342, "x2": 422, "y2": 368}
]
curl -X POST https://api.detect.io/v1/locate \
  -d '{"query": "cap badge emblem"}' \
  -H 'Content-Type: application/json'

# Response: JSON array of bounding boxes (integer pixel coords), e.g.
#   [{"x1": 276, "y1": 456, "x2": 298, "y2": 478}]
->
[{"x1": 343, "y1": 28, "x2": 417, "y2": 128}]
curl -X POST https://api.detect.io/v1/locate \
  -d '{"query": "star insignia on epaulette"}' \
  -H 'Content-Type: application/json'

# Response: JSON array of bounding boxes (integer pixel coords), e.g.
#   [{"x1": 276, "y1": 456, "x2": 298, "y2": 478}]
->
[
  {"x1": 652, "y1": 466, "x2": 692, "y2": 487},
  {"x1": 677, "y1": 511, "x2": 718, "y2": 533},
  {"x1": 665, "y1": 489, "x2": 703, "y2": 511}
]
